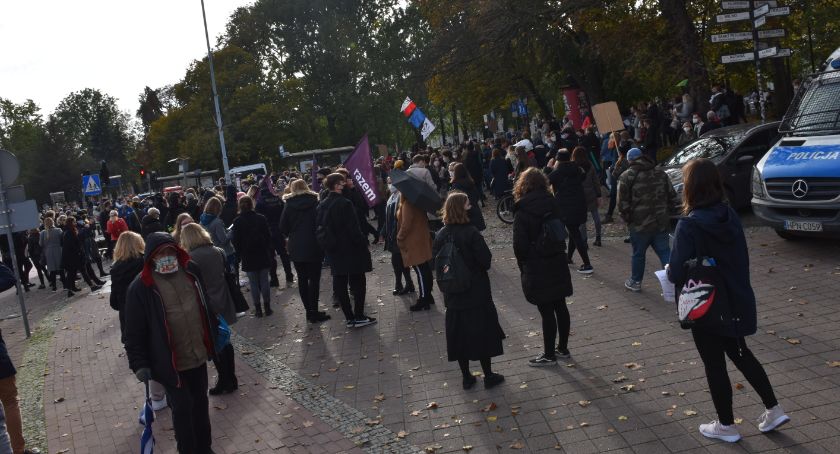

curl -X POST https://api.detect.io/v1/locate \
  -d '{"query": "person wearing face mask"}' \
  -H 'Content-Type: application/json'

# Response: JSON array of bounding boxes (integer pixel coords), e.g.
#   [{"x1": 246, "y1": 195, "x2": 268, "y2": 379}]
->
[
  {"x1": 692, "y1": 113, "x2": 705, "y2": 137},
  {"x1": 678, "y1": 121, "x2": 697, "y2": 146},
  {"x1": 124, "y1": 232, "x2": 220, "y2": 454}
]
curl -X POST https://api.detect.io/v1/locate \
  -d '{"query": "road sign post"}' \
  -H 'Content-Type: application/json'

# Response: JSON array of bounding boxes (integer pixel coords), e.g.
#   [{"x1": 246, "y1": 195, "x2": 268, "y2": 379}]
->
[{"x1": 0, "y1": 149, "x2": 32, "y2": 338}]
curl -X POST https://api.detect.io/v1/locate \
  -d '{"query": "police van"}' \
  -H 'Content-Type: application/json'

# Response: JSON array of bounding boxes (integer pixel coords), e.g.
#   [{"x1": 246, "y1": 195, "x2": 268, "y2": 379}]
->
[{"x1": 751, "y1": 47, "x2": 840, "y2": 238}]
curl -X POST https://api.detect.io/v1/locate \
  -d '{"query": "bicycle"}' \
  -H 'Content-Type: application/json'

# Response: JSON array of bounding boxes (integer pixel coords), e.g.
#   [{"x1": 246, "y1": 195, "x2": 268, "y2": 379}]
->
[{"x1": 496, "y1": 189, "x2": 514, "y2": 224}]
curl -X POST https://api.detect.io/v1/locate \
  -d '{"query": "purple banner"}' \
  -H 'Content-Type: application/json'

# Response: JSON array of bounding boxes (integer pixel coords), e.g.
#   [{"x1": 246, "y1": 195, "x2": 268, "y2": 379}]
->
[{"x1": 343, "y1": 134, "x2": 380, "y2": 207}]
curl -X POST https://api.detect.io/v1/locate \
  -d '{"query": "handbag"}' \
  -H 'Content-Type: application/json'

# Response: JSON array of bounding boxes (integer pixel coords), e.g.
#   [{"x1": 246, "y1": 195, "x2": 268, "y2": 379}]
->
[
  {"x1": 676, "y1": 229, "x2": 735, "y2": 329},
  {"x1": 225, "y1": 270, "x2": 249, "y2": 313}
]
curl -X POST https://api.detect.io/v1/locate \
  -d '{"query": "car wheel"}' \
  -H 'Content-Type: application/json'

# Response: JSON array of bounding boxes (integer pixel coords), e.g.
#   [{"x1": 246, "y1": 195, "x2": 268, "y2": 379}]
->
[{"x1": 775, "y1": 229, "x2": 798, "y2": 240}]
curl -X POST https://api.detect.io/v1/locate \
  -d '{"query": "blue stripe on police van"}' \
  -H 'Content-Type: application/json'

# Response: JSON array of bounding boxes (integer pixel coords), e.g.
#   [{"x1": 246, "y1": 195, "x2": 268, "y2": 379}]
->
[{"x1": 762, "y1": 145, "x2": 840, "y2": 179}]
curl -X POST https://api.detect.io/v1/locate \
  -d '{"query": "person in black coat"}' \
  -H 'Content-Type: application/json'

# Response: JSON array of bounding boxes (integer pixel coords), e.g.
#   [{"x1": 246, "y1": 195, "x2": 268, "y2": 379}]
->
[
  {"x1": 279, "y1": 180, "x2": 330, "y2": 323},
  {"x1": 547, "y1": 150, "x2": 593, "y2": 274},
  {"x1": 124, "y1": 232, "x2": 220, "y2": 454},
  {"x1": 220, "y1": 185, "x2": 238, "y2": 227},
  {"x1": 513, "y1": 168, "x2": 573, "y2": 367},
  {"x1": 231, "y1": 196, "x2": 274, "y2": 317},
  {"x1": 141, "y1": 207, "x2": 166, "y2": 240},
  {"x1": 433, "y1": 192, "x2": 505, "y2": 390},
  {"x1": 489, "y1": 148, "x2": 513, "y2": 198},
  {"x1": 165, "y1": 192, "x2": 187, "y2": 230},
  {"x1": 317, "y1": 173, "x2": 376, "y2": 328},
  {"x1": 61, "y1": 217, "x2": 102, "y2": 297},
  {"x1": 449, "y1": 163, "x2": 486, "y2": 231},
  {"x1": 462, "y1": 144, "x2": 486, "y2": 203},
  {"x1": 667, "y1": 159, "x2": 788, "y2": 442},
  {"x1": 256, "y1": 178, "x2": 295, "y2": 287},
  {"x1": 338, "y1": 169, "x2": 379, "y2": 244},
  {"x1": 109, "y1": 231, "x2": 146, "y2": 344}
]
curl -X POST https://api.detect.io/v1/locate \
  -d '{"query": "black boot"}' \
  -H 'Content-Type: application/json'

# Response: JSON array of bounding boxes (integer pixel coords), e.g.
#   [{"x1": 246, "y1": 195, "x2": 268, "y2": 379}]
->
[
  {"x1": 409, "y1": 296, "x2": 431, "y2": 312},
  {"x1": 254, "y1": 306, "x2": 264, "y2": 318},
  {"x1": 263, "y1": 301, "x2": 273, "y2": 316},
  {"x1": 392, "y1": 284, "x2": 404, "y2": 295}
]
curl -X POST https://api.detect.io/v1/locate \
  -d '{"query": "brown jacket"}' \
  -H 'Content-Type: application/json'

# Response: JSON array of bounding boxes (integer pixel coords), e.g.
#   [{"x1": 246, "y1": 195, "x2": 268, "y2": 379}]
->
[{"x1": 397, "y1": 198, "x2": 432, "y2": 267}]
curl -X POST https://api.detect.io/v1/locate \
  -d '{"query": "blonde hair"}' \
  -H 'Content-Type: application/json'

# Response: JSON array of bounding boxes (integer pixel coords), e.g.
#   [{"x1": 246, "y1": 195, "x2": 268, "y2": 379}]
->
[
  {"x1": 204, "y1": 197, "x2": 222, "y2": 216},
  {"x1": 172, "y1": 213, "x2": 194, "y2": 244},
  {"x1": 283, "y1": 179, "x2": 317, "y2": 200},
  {"x1": 113, "y1": 231, "x2": 145, "y2": 262},
  {"x1": 179, "y1": 223, "x2": 213, "y2": 251},
  {"x1": 442, "y1": 192, "x2": 470, "y2": 225}
]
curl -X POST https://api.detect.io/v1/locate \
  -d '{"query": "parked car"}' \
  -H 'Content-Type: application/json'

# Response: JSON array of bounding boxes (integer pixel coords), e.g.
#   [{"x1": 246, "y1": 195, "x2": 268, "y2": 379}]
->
[{"x1": 661, "y1": 121, "x2": 781, "y2": 210}]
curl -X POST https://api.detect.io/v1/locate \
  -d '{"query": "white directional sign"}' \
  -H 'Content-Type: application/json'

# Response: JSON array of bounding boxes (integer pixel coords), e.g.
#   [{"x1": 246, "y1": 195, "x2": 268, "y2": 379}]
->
[
  {"x1": 758, "y1": 46, "x2": 778, "y2": 59},
  {"x1": 721, "y1": 52, "x2": 756, "y2": 64},
  {"x1": 721, "y1": 0, "x2": 749, "y2": 9},
  {"x1": 711, "y1": 31, "x2": 753, "y2": 43},
  {"x1": 766, "y1": 6, "x2": 791, "y2": 17},
  {"x1": 754, "y1": 15, "x2": 767, "y2": 28},
  {"x1": 754, "y1": 3, "x2": 770, "y2": 17},
  {"x1": 758, "y1": 28, "x2": 785, "y2": 39},
  {"x1": 772, "y1": 48, "x2": 792, "y2": 58},
  {"x1": 717, "y1": 11, "x2": 750, "y2": 23}
]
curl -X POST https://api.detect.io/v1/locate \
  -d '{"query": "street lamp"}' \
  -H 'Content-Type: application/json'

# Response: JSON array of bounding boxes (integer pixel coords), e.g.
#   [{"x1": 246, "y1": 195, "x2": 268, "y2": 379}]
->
[{"x1": 199, "y1": 0, "x2": 231, "y2": 178}]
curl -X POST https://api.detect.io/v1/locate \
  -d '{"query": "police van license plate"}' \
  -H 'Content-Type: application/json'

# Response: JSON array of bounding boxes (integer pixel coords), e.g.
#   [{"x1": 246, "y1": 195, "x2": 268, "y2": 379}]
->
[{"x1": 784, "y1": 220, "x2": 823, "y2": 232}]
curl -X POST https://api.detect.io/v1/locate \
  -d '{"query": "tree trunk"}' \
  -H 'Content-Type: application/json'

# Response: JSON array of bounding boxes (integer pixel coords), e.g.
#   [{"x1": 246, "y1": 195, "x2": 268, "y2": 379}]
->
[
  {"x1": 518, "y1": 76, "x2": 554, "y2": 118},
  {"x1": 660, "y1": 0, "x2": 710, "y2": 110},
  {"x1": 451, "y1": 106, "x2": 460, "y2": 143}
]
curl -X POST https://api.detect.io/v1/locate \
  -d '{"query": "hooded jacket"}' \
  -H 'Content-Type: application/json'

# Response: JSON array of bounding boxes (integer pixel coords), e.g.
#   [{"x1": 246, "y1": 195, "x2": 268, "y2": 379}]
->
[
  {"x1": 279, "y1": 192, "x2": 323, "y2": 263},
  {"x1": 547, "y1": 162, "x2": 587, "y2": 226},
  {"x1": 617, "y1": 157, "x2": 678, "y2": 233},
  {"x1": 668, "y1": 203, "x2": 756, "y2": 337},
  {"x1": 512, "y1": 189, "x2": 573, "y2": 304},
  {"x1": 141, "y1": 215, "x2": 165, "y2": 240},
  {"x1": 123, "y1": 233, "x2": 218, "y2": 388},
  {"x1": 318, "y1": 191, "x2": 372, "y2": 276},
  {"x1": 230, "y1": 210, "x2": 273, "y2": 271},
  {"x1": 109, "y1": 256, "x2": 144, "y2": 311}
]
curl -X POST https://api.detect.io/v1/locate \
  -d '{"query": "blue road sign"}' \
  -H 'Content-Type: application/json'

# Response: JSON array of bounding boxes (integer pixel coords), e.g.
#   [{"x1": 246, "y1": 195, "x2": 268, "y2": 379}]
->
[{"x1": 82, "y1": 174, "x2": 102, "y2": 196}]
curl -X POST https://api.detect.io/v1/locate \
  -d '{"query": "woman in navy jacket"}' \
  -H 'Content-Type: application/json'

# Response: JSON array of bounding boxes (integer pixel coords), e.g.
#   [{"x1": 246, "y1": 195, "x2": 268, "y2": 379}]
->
[{"x1": 668, "y1": 159, "x2": 788, "y2": 443}]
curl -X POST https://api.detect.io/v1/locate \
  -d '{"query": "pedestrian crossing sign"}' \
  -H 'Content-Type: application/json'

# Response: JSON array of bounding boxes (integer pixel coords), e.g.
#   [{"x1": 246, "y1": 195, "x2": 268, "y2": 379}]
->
[{"x1": 82, "y1": 174, "x2": 102, "y2": 195}]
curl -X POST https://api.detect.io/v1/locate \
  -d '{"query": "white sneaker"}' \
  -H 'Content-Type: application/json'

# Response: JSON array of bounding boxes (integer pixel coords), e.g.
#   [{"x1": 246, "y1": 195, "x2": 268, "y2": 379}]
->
[
  {"x1": 151, "y1": 396, "x2": 168, "y2": 411},
  {"x1": 699, "y1": 420, "x2": 741, "y2": 443},
  {"x1": 758, "y1": 405, "x2": 790, "y2": 432}
]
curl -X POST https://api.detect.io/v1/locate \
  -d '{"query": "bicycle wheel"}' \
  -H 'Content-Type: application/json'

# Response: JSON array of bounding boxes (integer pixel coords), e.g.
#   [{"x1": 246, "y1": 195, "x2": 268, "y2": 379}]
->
[{"x1": 496, "y1": 195, "x2": 514, "y2": 224}]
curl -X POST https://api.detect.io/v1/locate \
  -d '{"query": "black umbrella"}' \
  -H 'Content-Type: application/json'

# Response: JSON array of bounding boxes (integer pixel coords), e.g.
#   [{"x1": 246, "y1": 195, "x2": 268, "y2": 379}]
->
[{"x1": 389, "y1": 169, "x2": 442, "y2": 214}]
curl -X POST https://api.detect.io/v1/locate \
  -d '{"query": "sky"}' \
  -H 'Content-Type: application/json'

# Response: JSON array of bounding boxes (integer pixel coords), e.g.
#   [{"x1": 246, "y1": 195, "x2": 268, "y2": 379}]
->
[{"x1": 0, "y1": 0, "x2": 254, "y2": 117}]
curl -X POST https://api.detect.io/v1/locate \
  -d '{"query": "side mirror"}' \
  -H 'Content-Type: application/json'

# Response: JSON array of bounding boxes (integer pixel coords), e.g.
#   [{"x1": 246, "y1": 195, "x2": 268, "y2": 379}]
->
[{"x1": 736, "y1": 155, "x2": 754, "y2": 165}]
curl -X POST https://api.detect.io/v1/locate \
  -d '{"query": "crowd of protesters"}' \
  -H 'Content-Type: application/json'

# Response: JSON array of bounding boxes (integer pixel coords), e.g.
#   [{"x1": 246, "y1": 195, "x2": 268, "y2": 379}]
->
[{"x1": 0, "y1": 83, "x2": 791, "y2": 450}]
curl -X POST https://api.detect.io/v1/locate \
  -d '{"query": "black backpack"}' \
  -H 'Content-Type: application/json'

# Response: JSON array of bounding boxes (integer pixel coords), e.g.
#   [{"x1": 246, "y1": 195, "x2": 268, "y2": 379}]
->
[
  {"x1": 315, "y1": 199, "x2": 337, "y2": 251},
  {"x1": 535, "y1": 213, "x2": 568, "y2": 258},
  {"x1": 434, "y1": 228, "x2": 471, "y2": 294}
]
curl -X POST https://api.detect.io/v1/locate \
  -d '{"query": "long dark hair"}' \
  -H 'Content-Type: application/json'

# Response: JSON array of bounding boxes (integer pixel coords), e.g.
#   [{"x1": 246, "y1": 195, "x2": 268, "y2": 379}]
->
[
  {"x1": 571, "y1": 146, "x2": 591, "y2": 171},
  {"x1": 449, "y1": 163, "x2": 474, "y2": 187},
  {"x1": 682, "y1": 158, "x2": 725, "y2": 214},
  {"x1": 64, "y1": 216, "x2": 78, "y2": 235}
]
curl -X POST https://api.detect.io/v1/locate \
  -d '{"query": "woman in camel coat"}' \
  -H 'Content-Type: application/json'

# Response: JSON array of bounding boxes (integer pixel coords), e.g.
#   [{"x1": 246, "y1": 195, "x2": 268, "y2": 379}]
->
[{"x1": 397, "y1": 197, "x2": 434, "y2": 310}]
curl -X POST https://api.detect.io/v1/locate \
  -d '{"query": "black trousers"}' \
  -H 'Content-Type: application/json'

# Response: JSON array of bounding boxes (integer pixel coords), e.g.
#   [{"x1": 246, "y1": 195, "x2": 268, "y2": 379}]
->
[
  {"x1": 48, "y1": 270, "x2": 64, "y2": 289},
  {"x1": 32, "y1": 259, "x2": 46, "y2": 286},
  {"x1": 164, "y1": 363, "x2": 212, "y2": 454},
  {"x1": 565, "y1": 223, "x2": 591, "y2": 266},
  {"x1": 333, "y1": 273, "x2": 366, "y2": 321},
  {"x1": 294, "y1": 261, "x2": 322, "y2": 315},
  {"x1": 213, "y1": 344, "x2": 236, "y2": 387},
  {"x1": 269, "y1": 236, "x2": 294, "y2": 282},
  {"x1": 390, "y1": 251, "x2": 413, "y2": 290},
  {"x1": 692, "y1": 330, "x2": 778, "y2": 425},
  {"x1": 537, "y1": 298, "x2": 570, "y2": 356},
  {"x1": 64, "y1": 262, "x2": 95, "y2": 289},
  {"x1": 412, "y1": 262, "x2": 433, "y2": 299}
]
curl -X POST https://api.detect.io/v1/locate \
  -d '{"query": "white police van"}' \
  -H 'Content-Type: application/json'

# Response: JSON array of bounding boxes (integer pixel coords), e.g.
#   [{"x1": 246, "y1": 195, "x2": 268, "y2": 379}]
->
[{"x1": 751, "y1": 47, "x2": 840, "y2": 238}]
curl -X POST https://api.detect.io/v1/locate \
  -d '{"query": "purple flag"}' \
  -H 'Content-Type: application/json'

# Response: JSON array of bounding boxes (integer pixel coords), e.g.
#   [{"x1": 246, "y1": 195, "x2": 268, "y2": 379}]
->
[{"x1": 343, "y1": 134, "x2": 380, "y2": 207}]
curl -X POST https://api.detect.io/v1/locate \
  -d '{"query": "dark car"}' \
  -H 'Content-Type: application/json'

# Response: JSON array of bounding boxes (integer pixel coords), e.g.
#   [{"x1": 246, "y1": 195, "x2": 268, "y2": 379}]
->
[{"x1": 661, "y1": 121, "x2": 781, "y2": 209}]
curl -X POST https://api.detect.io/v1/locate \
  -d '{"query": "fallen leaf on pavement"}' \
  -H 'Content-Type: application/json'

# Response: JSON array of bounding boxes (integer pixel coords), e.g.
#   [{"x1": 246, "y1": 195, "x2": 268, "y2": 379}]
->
[
  {"x1": 462, "y1": 445, "x2": 473, "y2": 452},
  {"x1": 519, "y1": 383, "x2": 528, "y2": 389},
  {"x1": 344, "y1": 385, "x2": 355, "y2": 390},
  {"x1": 510, "y1": 440, "x2": 525, "y2": 449},
  {"x1": 684, "y1": 410, "x2": 697, "y2": 416},
  {"x1": 661, "y1": 391, "x2": 670, "y2": 396},
  {"x1": 734, "y1": 383, "x2": 744, "y2": 390},
  {"x1": 482, "y1": 402, "x2": 497, "y2": 412},
  {"x1": 426, "y1": 401, "x2": 439, "y2": 409},
  {"x1": 374, "y1": 394, "x2": 386, "y2": 402},
  {"x1": 54, "y1": 397, "x2": 65, "y2": 403},
  {"x1": 612, "y1": 376, "x2": 627, "y2": 383},
  {"x1": 786, "y1": 338, "x2": 801, "y2": 345},
  {"x1": 734, "y1": 418, "x2": 743, "y2": 424},
  {"x1": 618, "y1": 415, "x2": 628, "y2": 421},
  {"x1": 597, "y1": 305, "x2": 608, "y2": 310},
  {"x1": 620, "y1": 384, "x2": 635, "y2": 392},
  {"x1": 624, "y1": 362, "x2": 642, "y2": 370},
  {"x1": 828, "y1": 361, "x2": 840, "y2": 368},
  {"x1": 578, "y1": 400, "x2": 591, "y2": 407},
  {"x1": 579, "y1": 422, "x2": 590, "y2": 427},
  {"x1": 486, "y1": 416, "x2": 497, "y2": 422},
  {"x1": 631, "y1": 341, "x2": 642, "y2": 346},
  {"x1": 397, "y1": 430, "x2": 409, "y2": 438},
  {"x1": 302, "y1": 421, "x2": 314, "y2": 428},
  {"x1": 410, "y1": 410, "x2": 422, "y2": 416},
  {"x1": 425, "y1": 444, "x2": 443, "y2": 453}
]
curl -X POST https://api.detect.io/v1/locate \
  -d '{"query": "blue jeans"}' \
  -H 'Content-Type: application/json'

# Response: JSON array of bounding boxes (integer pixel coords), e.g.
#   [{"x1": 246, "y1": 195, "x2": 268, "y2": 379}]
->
[
  {"x1": 246, "y1": 269, "x2": 270, "y2": 309},
  {"x1": 629, "y1": 230, "x2": 671, "y2": 282}
]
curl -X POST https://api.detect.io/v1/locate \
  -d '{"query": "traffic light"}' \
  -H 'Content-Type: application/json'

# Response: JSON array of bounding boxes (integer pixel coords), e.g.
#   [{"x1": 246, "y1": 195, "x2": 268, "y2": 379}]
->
[
  {"x1": 100, "y1": 161, "x2": 110, "y2": 186},
  {"x1": 139, "y1": 168, "x2": 146, "y2": 177}
]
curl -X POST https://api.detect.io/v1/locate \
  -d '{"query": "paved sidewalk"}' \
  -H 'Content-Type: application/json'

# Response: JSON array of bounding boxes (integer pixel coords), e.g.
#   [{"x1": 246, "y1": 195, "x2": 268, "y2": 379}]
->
[
  {"x1": 43, "y1": 291, "x2": 362, "y2": 454},
  {"x1": 229, "y1": 217, "x2": 840, "y2": 454}
]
